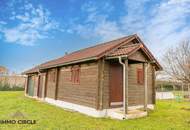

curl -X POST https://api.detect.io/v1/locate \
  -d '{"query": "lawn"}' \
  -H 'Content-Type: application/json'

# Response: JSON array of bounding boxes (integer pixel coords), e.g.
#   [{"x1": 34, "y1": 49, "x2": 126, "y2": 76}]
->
[{"x1": 0, "y1": 92, "x2": 190, "y2": 130}]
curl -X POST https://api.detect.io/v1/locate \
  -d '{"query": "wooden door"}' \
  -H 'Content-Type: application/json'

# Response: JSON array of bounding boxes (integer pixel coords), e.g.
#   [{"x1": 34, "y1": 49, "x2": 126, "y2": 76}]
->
[
  {"x1": 109, "y1": 63, "x2": 123, "y2": 106},
  {"x1": 28, "y1": 76, "x2": 34, "y2": 96},
  {"x1": 38, "y1": 76, "x2": 43, "y2": 98}
]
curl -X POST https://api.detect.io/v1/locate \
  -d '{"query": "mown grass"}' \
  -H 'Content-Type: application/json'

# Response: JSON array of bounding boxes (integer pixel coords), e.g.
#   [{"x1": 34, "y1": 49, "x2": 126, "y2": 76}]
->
[{"x1": 0, "y1": 91, "x2": 190, "y2": 130}]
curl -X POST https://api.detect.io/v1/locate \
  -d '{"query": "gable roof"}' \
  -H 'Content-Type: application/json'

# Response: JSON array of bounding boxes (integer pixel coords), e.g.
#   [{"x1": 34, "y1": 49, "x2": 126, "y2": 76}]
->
[
  {"x1": 23, "y1": 34, "x2": 162, "y2": 74},
  {"x1": 107, "y1": 44, "x2": 141, "y2": 57},
  {"x1": 39, "y1": 34, "x2": 136, "y2": 69},
  {"x1": 22, "y1": 66, "x2": 39, "y2": 74},
  {"x1": 106, "y1": 43, "x2": 162, "y2": 70}
]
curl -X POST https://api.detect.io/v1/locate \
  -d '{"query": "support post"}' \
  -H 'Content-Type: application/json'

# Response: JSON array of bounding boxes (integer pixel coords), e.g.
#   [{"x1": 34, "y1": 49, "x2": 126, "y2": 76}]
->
[
  {"x1": 41, "y1": 73, "x2": 46, "y2": 99},
  {"x1": 125, "y1": 59, "x2": 128, "y2": 114},
  {"x1": 25, "y1": 75, "x2": 28, "y2": 96},
  {"x1": 97, "y1": 59, "x2": 104, "y2": 110},
  {"x1": 55, "y1": 68, "x2": 59, "y2": 100},
  {"x1": 44, "y1": 72, "x2": 48, "y2": 98},
  {"x1": 37, "y1": 74, "x2": 41, "y2": 97},
  {"x1": 144, "y1": 63, "x2": 148, "y2": 111},
  {"x1": 152, "y1": 66, "x2": 156, "y2": 104}
]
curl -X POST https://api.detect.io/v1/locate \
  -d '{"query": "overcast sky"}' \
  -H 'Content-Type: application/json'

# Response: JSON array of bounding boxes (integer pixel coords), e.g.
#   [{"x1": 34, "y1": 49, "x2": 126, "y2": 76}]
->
[{"x1": 0, "y1": 0, "x2": 190, "y2": 73}]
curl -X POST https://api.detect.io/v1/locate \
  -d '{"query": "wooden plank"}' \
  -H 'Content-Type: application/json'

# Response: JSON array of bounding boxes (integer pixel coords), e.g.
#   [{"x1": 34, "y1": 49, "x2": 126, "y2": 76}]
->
[
  {"x1": 56, "y1": 61, "x2": 99, "y2": 108},
  {"x1": 128, "y1": 50, "x2": 147, "y2": 62}
]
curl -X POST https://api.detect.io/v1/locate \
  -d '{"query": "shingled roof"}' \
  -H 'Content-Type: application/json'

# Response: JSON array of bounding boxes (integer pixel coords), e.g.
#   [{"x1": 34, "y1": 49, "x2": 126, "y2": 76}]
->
[
  {"x1": 23, "y1": 34, "x2": 162, "y2": 74},
  {"x1": 22, "y1": 66, "x2": 40, "y2": 74},
  {"x1": 107, "y1": 44, "x2": 141, "y2": 57},
  {"x1": 39, "y1": 34, "x2": 135, "y2": 69}
]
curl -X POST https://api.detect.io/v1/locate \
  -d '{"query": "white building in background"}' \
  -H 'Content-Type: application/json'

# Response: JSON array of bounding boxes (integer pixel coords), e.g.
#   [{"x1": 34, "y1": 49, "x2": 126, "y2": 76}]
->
[{"x1": 156, "y1": 92, "x2": 175, "y2": 99}]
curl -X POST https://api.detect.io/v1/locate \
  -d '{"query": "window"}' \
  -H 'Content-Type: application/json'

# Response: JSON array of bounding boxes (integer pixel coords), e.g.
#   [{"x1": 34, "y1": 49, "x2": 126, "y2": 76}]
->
[
  {"x1": 137, "y1": 68, "x2": 144, "y2": 85},
  {"x1": 71, "y1": 66, "x2": 80, "y2": 84},
  {"x1": 49, "y1": 71, "x2": 56, "y2": 83},
  {"x1": 52, "y1": 71, "x2": 56, "y2": 83}
]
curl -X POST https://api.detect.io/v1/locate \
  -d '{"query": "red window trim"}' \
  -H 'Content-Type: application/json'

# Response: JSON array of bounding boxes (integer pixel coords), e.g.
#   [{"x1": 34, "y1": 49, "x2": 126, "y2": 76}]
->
[
  {"x1": 52, "y1": 71, "x2": 56, "y2": 83},
  {"x1": 137, "y1": 68, "x2": 144, "y2": 85},
  {"x1": 71, "y1": 66, "x2": 80, "y2": 84},
  {"x1": 49, "y1": 71, "x2": 56, "y2": 83}
]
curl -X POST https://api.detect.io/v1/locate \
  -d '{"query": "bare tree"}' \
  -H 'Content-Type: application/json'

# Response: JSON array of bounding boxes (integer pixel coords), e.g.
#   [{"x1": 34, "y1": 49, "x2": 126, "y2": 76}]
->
[{"x1": 162, "y1": 40, "x2": 190, "y2": 84}]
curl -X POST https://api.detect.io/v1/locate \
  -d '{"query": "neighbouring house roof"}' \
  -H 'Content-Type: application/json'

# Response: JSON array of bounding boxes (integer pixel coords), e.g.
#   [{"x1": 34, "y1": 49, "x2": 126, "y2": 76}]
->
[
  {"x1": 23, "y1": 34, "x2": 162, "y2": 74},
  {"x1": 0, "y1": 66, "x2": 8, "y2": 75}
]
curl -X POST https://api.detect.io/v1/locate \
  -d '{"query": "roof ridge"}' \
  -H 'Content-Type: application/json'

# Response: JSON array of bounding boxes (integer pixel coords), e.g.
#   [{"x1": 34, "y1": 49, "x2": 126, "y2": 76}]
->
[
  {"x1": 40, "y1": 34, "x2": 135, "y2": 67},
  {"x1": 66, "y1": 34, "x2": 135, "y2": 56}
]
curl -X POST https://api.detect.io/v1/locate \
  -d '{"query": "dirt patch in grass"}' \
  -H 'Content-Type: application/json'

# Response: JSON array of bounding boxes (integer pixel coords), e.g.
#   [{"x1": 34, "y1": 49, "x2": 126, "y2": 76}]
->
[{"x1": 181, "y1": 107, "x2": 190, "y2": 111}]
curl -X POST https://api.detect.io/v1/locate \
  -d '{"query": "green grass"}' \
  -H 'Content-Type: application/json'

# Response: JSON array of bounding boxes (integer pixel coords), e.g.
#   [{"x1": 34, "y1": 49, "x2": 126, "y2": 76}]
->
[{"x1": 0, "y1": 92, "x2": 190, "y2": 130}]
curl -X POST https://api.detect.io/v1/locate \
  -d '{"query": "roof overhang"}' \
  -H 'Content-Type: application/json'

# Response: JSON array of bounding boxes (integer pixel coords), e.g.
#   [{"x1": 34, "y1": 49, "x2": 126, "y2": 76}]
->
[
  {"x1": 40, "y1": 56, "x2": 97, "y2": 70},
  {"x1": 105, "y1": 42, "x2": 162, "y2": 71},
  {"x1": 134, "y1": 35, "x2": 163, "y2": 71},
  {"x1": 23, "y1": 34, "x2": 162, "y2": 74}
]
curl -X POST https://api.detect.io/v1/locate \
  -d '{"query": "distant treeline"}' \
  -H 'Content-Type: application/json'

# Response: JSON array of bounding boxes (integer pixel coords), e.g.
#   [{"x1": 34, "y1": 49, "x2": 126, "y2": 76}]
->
[{"x1": 0, "y1": 82, "x2": 24, "y2": 91}]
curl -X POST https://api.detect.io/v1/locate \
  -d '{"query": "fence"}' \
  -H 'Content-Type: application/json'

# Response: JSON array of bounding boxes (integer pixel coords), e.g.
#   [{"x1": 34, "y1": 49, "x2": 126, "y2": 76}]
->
[{"x1": 0, "y1": 75, "x2": 26, "y2": 91}]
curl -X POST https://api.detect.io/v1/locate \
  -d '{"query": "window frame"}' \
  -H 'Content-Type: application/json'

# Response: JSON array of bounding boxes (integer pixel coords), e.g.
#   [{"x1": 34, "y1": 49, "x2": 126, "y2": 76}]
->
[
  {"x1": 49, "y1": 70, "x2": 56, "y2": 83},
  {"x1": 137, "y1": 68, "x2": 144, "y2": 85},
  {"x1": 52, "y1": 71, "x2": 56, "y2": 83},
  {"x1": 70, "y1": 66, "x2": 80, "y2": 84}
]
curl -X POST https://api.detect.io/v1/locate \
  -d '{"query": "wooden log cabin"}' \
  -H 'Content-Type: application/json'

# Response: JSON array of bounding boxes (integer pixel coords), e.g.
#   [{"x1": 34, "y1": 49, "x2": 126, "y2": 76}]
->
[{"x1": 24, "y1": 34, "x2": 162, "y2": 119}]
